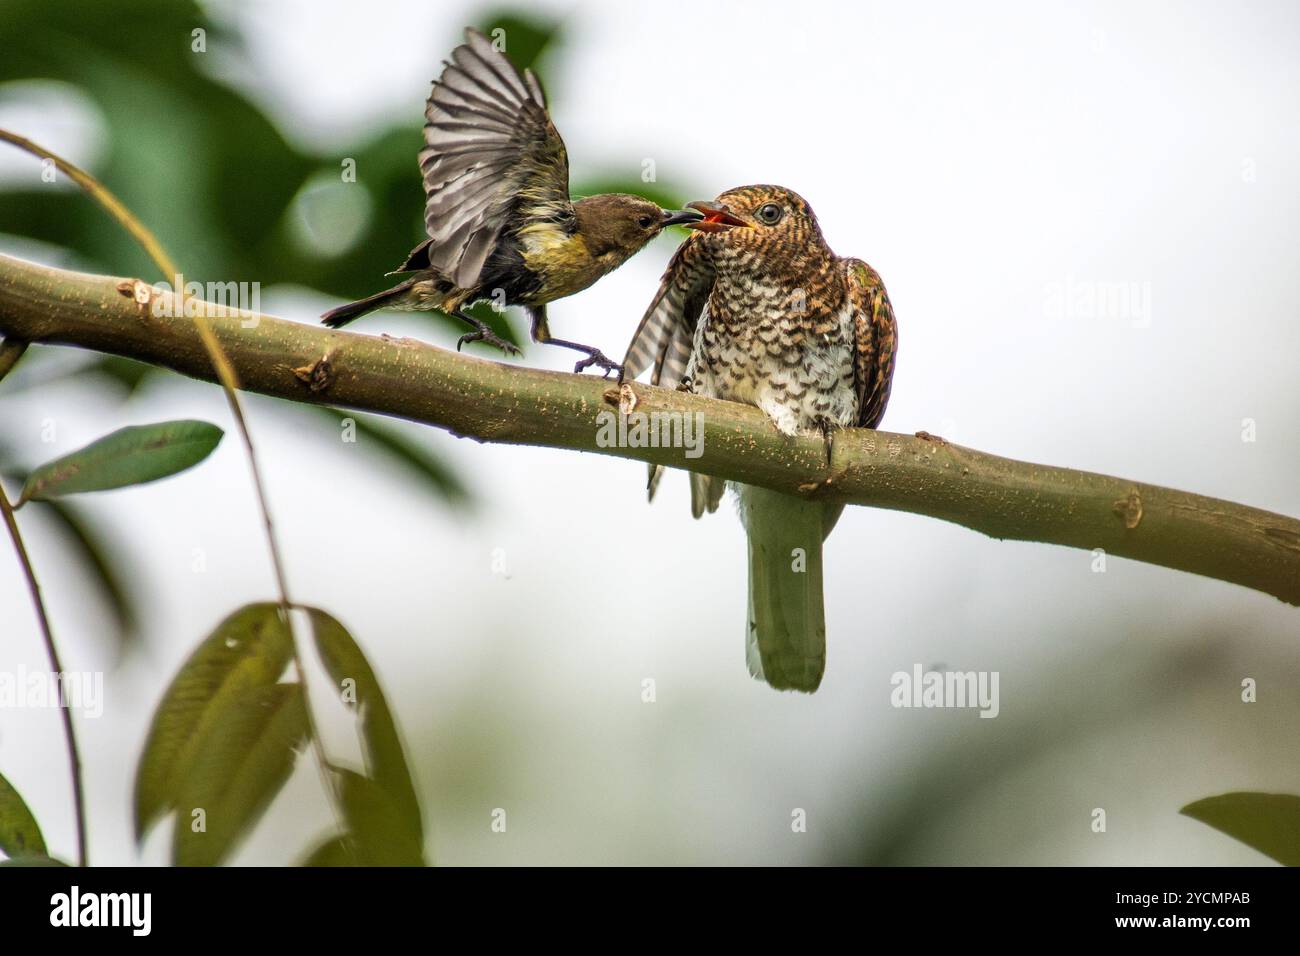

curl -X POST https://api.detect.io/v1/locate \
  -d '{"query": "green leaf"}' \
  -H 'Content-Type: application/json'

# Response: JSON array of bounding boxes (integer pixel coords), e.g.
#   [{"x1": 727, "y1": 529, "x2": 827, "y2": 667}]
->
[
  {"x1": 134, "y1": 603, "x2": 293, "y2": 842},
  {"x1": 299, "y1": 772, "x2": 425, "y2": 866},
  {"x1": 335, "y1": 768, "x2": 425, "y2": 866},
  {"x1": 18, "y1": 420, "x2": 223, "y2": 504},
  {"x1": 1180, "y1": 792, "x2": 1300, "y2": 865},
  {"x1": 305, "y1": 608, "x2": 423, "y2": 847},
  {"x1": 0, "y1": 771, "x2": 47, "y2": 859},
  {"x1": 311, "y1": 408, "x2": 471, "y2": 506},
  {"x1": 299, "y1": 833, "x2": 360, "y2": 867},
  {"x1": 172, "y1": 683, "x2": 309, "y2": 866}
]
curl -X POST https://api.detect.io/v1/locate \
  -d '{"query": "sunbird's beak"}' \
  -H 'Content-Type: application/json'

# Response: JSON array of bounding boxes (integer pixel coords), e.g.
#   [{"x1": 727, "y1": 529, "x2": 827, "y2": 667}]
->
[
  {"x1": 661, "y1": 208, "x2": 705, "y2": 227},
  {"x1": 684, "y1": 201, "x2": 749, "y2": 232}
]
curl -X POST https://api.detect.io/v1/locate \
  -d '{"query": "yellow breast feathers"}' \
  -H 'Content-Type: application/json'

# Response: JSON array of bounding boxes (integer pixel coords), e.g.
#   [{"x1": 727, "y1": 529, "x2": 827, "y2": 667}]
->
[{"x1": 517, "y1": 223, "x2": 607, "y2": 302}]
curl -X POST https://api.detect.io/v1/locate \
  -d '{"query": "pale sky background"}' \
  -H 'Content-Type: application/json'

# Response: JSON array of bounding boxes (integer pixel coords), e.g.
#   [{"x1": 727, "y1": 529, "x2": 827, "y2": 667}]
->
[{"x1": 1, "y1": 0, "x2": 1298, "y2": 865}]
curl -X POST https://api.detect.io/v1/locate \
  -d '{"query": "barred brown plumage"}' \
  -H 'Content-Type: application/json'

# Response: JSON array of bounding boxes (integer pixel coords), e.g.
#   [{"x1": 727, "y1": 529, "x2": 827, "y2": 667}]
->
[
  {"x1": 621, "y1": 184, "x2": 898, "y2": 692},
  {"x1": 321, "y1": 28, "x2": 701, "y2": 375}
]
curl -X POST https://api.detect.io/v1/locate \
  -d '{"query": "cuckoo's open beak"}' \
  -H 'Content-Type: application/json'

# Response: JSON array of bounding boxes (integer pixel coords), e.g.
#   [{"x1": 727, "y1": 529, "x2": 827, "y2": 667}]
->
[
  {"x1": 684, "y1": 201, "x2": 749, "y2": 232},
  {"x1": 661, "y1": 208, "x2": 705, "y2": 227}
]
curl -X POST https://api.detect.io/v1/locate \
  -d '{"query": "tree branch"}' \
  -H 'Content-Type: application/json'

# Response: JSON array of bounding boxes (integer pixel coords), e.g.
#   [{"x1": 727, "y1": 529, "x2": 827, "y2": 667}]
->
[{"x1": 3, "y1": 251, "x2": 1299, "y2": 606}]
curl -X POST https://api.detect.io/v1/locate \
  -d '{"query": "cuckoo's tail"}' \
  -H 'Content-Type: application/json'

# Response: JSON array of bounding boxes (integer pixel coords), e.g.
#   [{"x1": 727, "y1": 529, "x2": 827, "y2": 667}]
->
[
  {"x1": 320, "y1": 280, "x2": 415, "y2": 328},
  {"x1": 737, "y1": 483, "x2": 827, "y2": 693}
]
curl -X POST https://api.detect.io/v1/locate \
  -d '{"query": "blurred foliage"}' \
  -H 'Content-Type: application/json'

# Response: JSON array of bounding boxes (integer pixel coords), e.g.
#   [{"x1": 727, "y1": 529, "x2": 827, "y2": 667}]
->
[
  {"x1": 1181, "y1": 792, "x2": 1300, "y2": 866},
  {"x1": 2, "y1": 460, "x2": 140, "y2": 655},
  {"x1": 832, "y1": 640, "x2": 1250, "y2": 866},
  {"x1": 21, "y1": 496, "x2": 140, "y2": 645},
  {"x1": 311, "y1": 407, "x2": 471, "y2": 507}
]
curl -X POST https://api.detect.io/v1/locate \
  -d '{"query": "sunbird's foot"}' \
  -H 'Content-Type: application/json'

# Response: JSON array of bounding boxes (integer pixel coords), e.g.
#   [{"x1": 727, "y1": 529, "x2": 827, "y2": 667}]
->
[
  {"x1": 535, "y1": 332, "x2": 622, "y2": 377},
  {"x1": 572, "y1": 350, "x2": 623, "y2": 378},
  {"x1": 451, "y1": 308, "x2": 521, "y2": 357},
  {"x1": 456, "y1": 327, "x2": 521, "y2": 356},
  {"x1": 533, "y1": 333, "x2": 622, "y2": 377}
]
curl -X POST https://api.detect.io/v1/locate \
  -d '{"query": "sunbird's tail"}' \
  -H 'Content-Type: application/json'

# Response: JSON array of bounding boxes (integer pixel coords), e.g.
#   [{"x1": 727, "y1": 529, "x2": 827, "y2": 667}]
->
[
  {"x1": 737, "y1": 483, "x2": 828, "y2": 693},
  {"x1": 320, "y1": 279, "x2": 415, "y2": 328}
]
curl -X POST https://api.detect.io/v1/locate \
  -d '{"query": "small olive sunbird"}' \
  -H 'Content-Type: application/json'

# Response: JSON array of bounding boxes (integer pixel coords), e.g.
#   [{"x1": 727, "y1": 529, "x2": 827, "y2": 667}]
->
[
  {"x1": 622, "y1": 185, "x2": 898, "y2": 693},
  {"x1": 321, "y1": 28, "x2": 701, "y2": 374}
]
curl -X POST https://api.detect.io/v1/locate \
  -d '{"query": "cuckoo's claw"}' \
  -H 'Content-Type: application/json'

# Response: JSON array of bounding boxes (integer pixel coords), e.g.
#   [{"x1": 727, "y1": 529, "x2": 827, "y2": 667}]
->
[{"x1": 817, "y1": 419, "x2": 837, "y2": 467}]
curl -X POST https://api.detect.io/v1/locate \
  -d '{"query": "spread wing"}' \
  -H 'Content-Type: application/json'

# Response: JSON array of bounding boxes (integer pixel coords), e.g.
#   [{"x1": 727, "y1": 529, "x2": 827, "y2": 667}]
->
[
  {"x1": 621, "y1": 235, "x2": 716, "y2": 503},
  {"x1": 415, "y1": 28, "x2": 573, "y2": 288},
  {"x1": 844, "y1": 258, "x2": 898, "y2": 429},
  {"x1": 622, "y1": 235, "x2": 713, "y2": 389}
]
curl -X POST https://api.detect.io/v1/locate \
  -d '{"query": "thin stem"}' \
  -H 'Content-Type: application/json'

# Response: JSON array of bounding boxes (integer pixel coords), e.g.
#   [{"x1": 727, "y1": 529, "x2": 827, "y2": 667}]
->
[
  {"x1": 0, "y1": 481, "x2": 87, "y2": 866},
  {"x1": 0, "y1": 129, "x2": 349, "y2": 852}
]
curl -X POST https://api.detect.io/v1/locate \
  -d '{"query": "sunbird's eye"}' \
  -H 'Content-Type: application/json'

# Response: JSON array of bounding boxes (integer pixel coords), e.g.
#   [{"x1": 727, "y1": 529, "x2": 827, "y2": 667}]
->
[
  {"x1": 637, "y1": 215, "x2": 655, "y2": 229},
  {"x1": 756, "y1": 203, "x2": 784, "y2": 225}
]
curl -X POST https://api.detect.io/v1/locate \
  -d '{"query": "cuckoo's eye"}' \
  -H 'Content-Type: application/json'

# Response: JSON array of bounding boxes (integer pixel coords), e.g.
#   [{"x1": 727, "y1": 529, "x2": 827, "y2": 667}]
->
[
  {"x1": 756, "y1": 203, "x2": 784, "y2": 226},
  {"x1": 637, "y1": 214, "x2": 655, "y2": 229}
]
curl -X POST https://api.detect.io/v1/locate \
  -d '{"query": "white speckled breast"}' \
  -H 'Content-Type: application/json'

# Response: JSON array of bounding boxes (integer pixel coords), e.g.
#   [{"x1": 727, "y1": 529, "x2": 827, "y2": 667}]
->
[{"x1": 685, "y1": 287, "x2": 858, "y2": 438}]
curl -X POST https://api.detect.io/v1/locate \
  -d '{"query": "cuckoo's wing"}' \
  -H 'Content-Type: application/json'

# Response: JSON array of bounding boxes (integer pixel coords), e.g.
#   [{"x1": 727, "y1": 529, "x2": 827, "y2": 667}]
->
[
  {"x1": 622, "y1": 236, "x2": 715, "y2": 502},
  {"x1": 622, "y1": 235, "x2": 713, "y2": 387},
  {"x1": 418, "y1": 28, "x2": 573, "y2": 289},
  {"x1": 845, "y1": 258, "x2": 898, "y2": 429}
]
